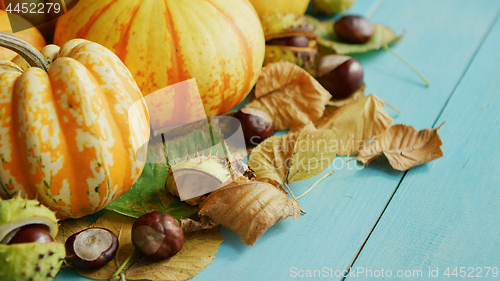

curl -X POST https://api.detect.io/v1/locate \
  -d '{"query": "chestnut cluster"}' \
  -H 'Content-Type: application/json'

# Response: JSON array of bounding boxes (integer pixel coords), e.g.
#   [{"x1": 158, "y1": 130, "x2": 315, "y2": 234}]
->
[
  {"x1": 317, "y1": 15, "x2": 374, "y2": 99},
  {"x1": 62, "y1": 211, "x2": 185, "y2": 271}
]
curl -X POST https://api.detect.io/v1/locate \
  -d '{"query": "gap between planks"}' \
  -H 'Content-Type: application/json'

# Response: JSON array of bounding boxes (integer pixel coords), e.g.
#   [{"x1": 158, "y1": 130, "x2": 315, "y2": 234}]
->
[{"x1": 340, "y1": 6, "x2": 500, "y2": 281}]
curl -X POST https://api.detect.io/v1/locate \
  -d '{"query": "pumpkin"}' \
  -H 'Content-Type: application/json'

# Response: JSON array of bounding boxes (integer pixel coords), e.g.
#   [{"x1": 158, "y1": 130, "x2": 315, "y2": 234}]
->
[
  {"x1": 0, "y1": 9, "x2": 45, "y2": 60},
  {"x1": 54, "y1": 0, "x2": 265, "y2": 126},
  {"x1": 248, "y1": 0, "x2": 311, "y2": 18},
  {"x1": 0, "y1": 31, "x2": 150, "y2": 219}
]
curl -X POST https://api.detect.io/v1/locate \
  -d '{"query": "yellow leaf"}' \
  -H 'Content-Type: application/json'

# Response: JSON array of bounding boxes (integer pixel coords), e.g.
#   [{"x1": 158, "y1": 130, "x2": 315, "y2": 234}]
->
[
  {"x1": 315, "y1": 94, "x2": 393, "y2": 156},
  {"x1": 248, "y1": 124, "x2": 338, "y2": 184},
  {"x1": 55, "y1": 218, "x2": 93, "y2": 244},
  {"x1": 199, "y1": 179, "x2": 300, "y2": 246},
  {"x1": 245, "y1": 62, "x2": 331, "y2": 130},
  {"x1": 357, "y1": 124, "x2": 444, "y2": 171},
  {"x1": 73, "y1": 212, "x2": 223, "y2": 281}
]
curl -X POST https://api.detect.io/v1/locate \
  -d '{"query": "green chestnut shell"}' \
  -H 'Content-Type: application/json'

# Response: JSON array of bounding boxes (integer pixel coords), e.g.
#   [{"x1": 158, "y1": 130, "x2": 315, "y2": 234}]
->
[
  {"x1": 0, "y1": 242, "x2": 65, "y2": 281},
  {"x1": 0, "y1": 196, "x2": 59, "y2": 242},
  {"x1": 0, "y1": 197, "x2": 65, "y2": 281},
  {"x1": 310, "y1": 0, "x2": 357, "y2": 15},
  {"x1": 261, "y1": 14, "x2": 318, "y2": 70}
]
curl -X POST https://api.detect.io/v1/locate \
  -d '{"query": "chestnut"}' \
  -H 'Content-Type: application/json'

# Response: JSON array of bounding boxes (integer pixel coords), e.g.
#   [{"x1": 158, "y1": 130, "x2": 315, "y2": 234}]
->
[
  {"x1": 267, "y1": 36, "x2": 310, "y2": 48},
  {"x1": 317, "y1": 55, "x2": 364, "y2": 99},
  {"x1": 6, "y1": 224, "x2": 53, "y2": 244},
  {"x1": 334, "y1": 15, "x2": 374, "y2": 44},
  {"x1": 65, "y1": 227, "x2": 119, "y2": 270},
  {"x1": 233, "y1": 108, "x2": 275, "y2": 146},
  {"x1": 131, "y1": 211, "x2": 184, "y2": 262}
]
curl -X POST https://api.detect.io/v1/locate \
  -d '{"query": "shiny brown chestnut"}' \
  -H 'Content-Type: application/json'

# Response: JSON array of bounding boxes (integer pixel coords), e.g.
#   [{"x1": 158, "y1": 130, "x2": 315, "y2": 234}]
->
[
  {"x1": 7, "y1": 224, "x2": 53, "y2": 244},
  {"x1": 267, "y1": 36, "x2": 310, "y2": 48},
  {"x1": 317, "y1": 55, "x2": 364, "y2": 99},
  {"x1": 334, "y1": 15, "x2": 374, "y2": 44},
  {"x1": 65, "y1": 227, "x2": 119, "y2": 270},
  {"x1": 131, "y1": 211, "x2": 184, "y2": 262},
  {"x1": 233, "y1": 108, "x2": 275, "y2": 146}
]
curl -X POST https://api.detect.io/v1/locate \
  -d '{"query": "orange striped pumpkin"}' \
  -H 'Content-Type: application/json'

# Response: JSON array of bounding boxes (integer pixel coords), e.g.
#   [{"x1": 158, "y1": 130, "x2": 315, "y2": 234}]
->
[
  {"x1": 54, "y1": 0, "x2": 266, "y2": 126},
  {"x1": 0, "y1": 34, "x2": 150, "y2": 219},
  {"x1": 248, "y1": 0, "x2": 311, "y2": 18}
]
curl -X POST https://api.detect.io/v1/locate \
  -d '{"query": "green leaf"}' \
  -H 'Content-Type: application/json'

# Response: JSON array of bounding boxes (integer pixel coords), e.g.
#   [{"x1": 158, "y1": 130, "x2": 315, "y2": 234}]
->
[
  {"x1": 106, "y1": 161, "x2": 199, "y2": 221},
  {"x1": 304, "y1": 16, "x2": 405, "y2": 55}
]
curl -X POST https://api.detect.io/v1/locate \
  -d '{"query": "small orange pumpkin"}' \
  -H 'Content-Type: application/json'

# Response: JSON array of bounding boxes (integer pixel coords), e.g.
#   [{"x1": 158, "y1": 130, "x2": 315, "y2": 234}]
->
[{"x1": 0, "y1": 32, "x2": 150, "y2": 218}]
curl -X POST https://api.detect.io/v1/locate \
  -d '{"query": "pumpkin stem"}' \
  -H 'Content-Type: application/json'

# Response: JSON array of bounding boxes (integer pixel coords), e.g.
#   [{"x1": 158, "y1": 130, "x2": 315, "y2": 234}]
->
[{"x1": 0, "y1": 31, "x2": 49, "y2": 71}]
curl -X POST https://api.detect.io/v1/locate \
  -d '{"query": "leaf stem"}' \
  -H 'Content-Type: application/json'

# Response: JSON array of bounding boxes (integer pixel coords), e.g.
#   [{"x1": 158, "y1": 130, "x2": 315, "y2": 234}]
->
[
  {"x1": 296, "y1": 171, "x2": 334, "y2": 200},
  {"x1": 384, "y1": 100, "x2": 402, "y2": 114},
  {"x1": 382, "y1": 44, "x2": 430, "y2": 87},
  {"x1": 109, "y1": 249, "x2": 136, "y2": 280},
  {"x1": 284, "y1": 183, "x2": 306, "y2": 214}
]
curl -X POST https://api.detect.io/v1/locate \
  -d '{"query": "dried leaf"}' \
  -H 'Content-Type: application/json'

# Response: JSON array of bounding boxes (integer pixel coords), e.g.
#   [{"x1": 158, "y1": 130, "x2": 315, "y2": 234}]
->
[
  {"x1": 357, "y1": 124, "x2": 444, "y2": 171},
  {"x1": 199, "y1": 179, "x2": 300, "y2": 246},
  {"x1": 180, "y1": 217, "x2": 219, "y2": 233},
  {"x1": 315, "y1": 94, "x2": 393, "y2": 156},
  {"x1": 55, "y1": 218, "x2": 93, "y2": 244},
  {"x1": 305, "y1": 16, "x2": 405, "y2": 54},
  {"x1": 245, "y1": 62, "x2": 331, "y2": 130},
  {"x1": 74, "y1": 212, "x2": 223, "y2": 281},
  {"x1": 248, "y1": 124, "x2": 338, "y2": 184}
]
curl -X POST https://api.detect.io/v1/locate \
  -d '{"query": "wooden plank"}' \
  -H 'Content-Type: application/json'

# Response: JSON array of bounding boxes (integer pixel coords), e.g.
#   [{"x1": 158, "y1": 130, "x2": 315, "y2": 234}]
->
[
  {"x1": 191, "y1": 1, "x2": 500, "y2": 280},
  {"x1": 55, "y1": 1, "x2": 500, "y2": 280},
  {"x1": 348, "y1": 8, "x2": 500, "y2": 281}
]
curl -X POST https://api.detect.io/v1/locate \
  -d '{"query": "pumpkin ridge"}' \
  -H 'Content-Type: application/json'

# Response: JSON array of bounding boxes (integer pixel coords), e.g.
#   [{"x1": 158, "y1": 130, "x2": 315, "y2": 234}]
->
[
  {"x1": 112, "y1": 1, "x2": 141, "y2": 65},
  {"x1": 76, "y1": 0, "x2": 120, "y2": 40},
  {"x1": 204, "y1": 0, "x2": 254, "y2": 115}
]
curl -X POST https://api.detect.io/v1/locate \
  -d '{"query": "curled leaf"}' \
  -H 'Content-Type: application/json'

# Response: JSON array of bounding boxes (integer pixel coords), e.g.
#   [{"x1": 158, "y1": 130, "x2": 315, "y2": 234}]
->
[
  {"x1": 199, "y1": 179, "x2": 300, "y2": 246},
  {"x1": 315, "y1": 94, "x2": 393, "y2": 156},
  {"x1": 245, "y1": 62, "x2": 331, "y2": 130},
  {"x1": 357, "y1": 124, "x2": 444, "y2": 171},
  {"x1": 305, "y1": 16, "x2": 405, "y2": 54},
  {"x1": 74, "y1": 212, "x2": 223, "y2": 281},
  {"x1": 248, "y1": 124, "x2": 338, "y2": 184}
]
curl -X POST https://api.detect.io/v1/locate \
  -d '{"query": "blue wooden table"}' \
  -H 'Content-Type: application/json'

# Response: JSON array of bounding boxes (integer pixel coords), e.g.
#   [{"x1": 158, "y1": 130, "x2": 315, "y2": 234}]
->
[{"x1": 59, "y1": 0, "x2": 500, "y2": 280}]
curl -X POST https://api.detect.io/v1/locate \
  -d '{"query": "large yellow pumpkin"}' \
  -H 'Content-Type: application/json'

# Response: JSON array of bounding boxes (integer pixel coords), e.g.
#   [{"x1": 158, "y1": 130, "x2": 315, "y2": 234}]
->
[
  {"x1": 0, "y1": 33, "x2": 150, "y2": 218},
  {"x1": 248, "y1": 0, "x2": 311, "y2": 18},
  {"x1": 54, "y1": 0, "x2": 265, "y2": 126},
  {"x1": 0, "y1": 9, "x2": 46, "y2": 60}
]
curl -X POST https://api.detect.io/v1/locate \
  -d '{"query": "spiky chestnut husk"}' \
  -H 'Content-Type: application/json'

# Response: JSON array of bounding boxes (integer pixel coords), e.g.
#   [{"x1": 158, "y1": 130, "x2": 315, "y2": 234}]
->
[
  {"x1": 0, "y1": 242, "x2": 65, "y2": 281},
  {"x1": 0, "y1": 196, "x2": 65, "y2": 281},
  {"x1": 310, "y1": 0, "x2": 357, "y2": 16},
  {"x1": 166, "y1": 152, "x2": 247, "y2": 206},
  {"x1": 261, "y1": 14, "x2": 318, "y2": 70}
]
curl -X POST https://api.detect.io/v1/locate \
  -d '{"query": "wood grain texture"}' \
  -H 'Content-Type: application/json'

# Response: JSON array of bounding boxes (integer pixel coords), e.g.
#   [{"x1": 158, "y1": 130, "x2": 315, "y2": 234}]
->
[
  {"x1": 56, "y1": 0, "x2": 500, "y2": 280},
  {"x1": 348, "y1": 9, "x2": 500, "y2": 281}
]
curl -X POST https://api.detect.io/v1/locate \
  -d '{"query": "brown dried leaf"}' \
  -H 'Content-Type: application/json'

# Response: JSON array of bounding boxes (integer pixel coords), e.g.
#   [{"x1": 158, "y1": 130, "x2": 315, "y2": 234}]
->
[
  {"x1": 180, "y1": 217, "x2": 219, "y2": 233},
  {"x1": 245, "y1": 62, "x2": 331, "y2": 130},
  {"x1": 199, "y1": 179, "x2": 300, "y2": 246},
  {"x1": 357, "y1": 124, "x2": 444, "y2": 171},
  {"x1": 315, "y1": 94, "x2": 393, "y2": 156},
  {"x1": 74, "y1": 212, "x2": 223, "y2": 281},
  {"x1": 248, "y1": 124, "x2": 338, "y2": 184}
]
